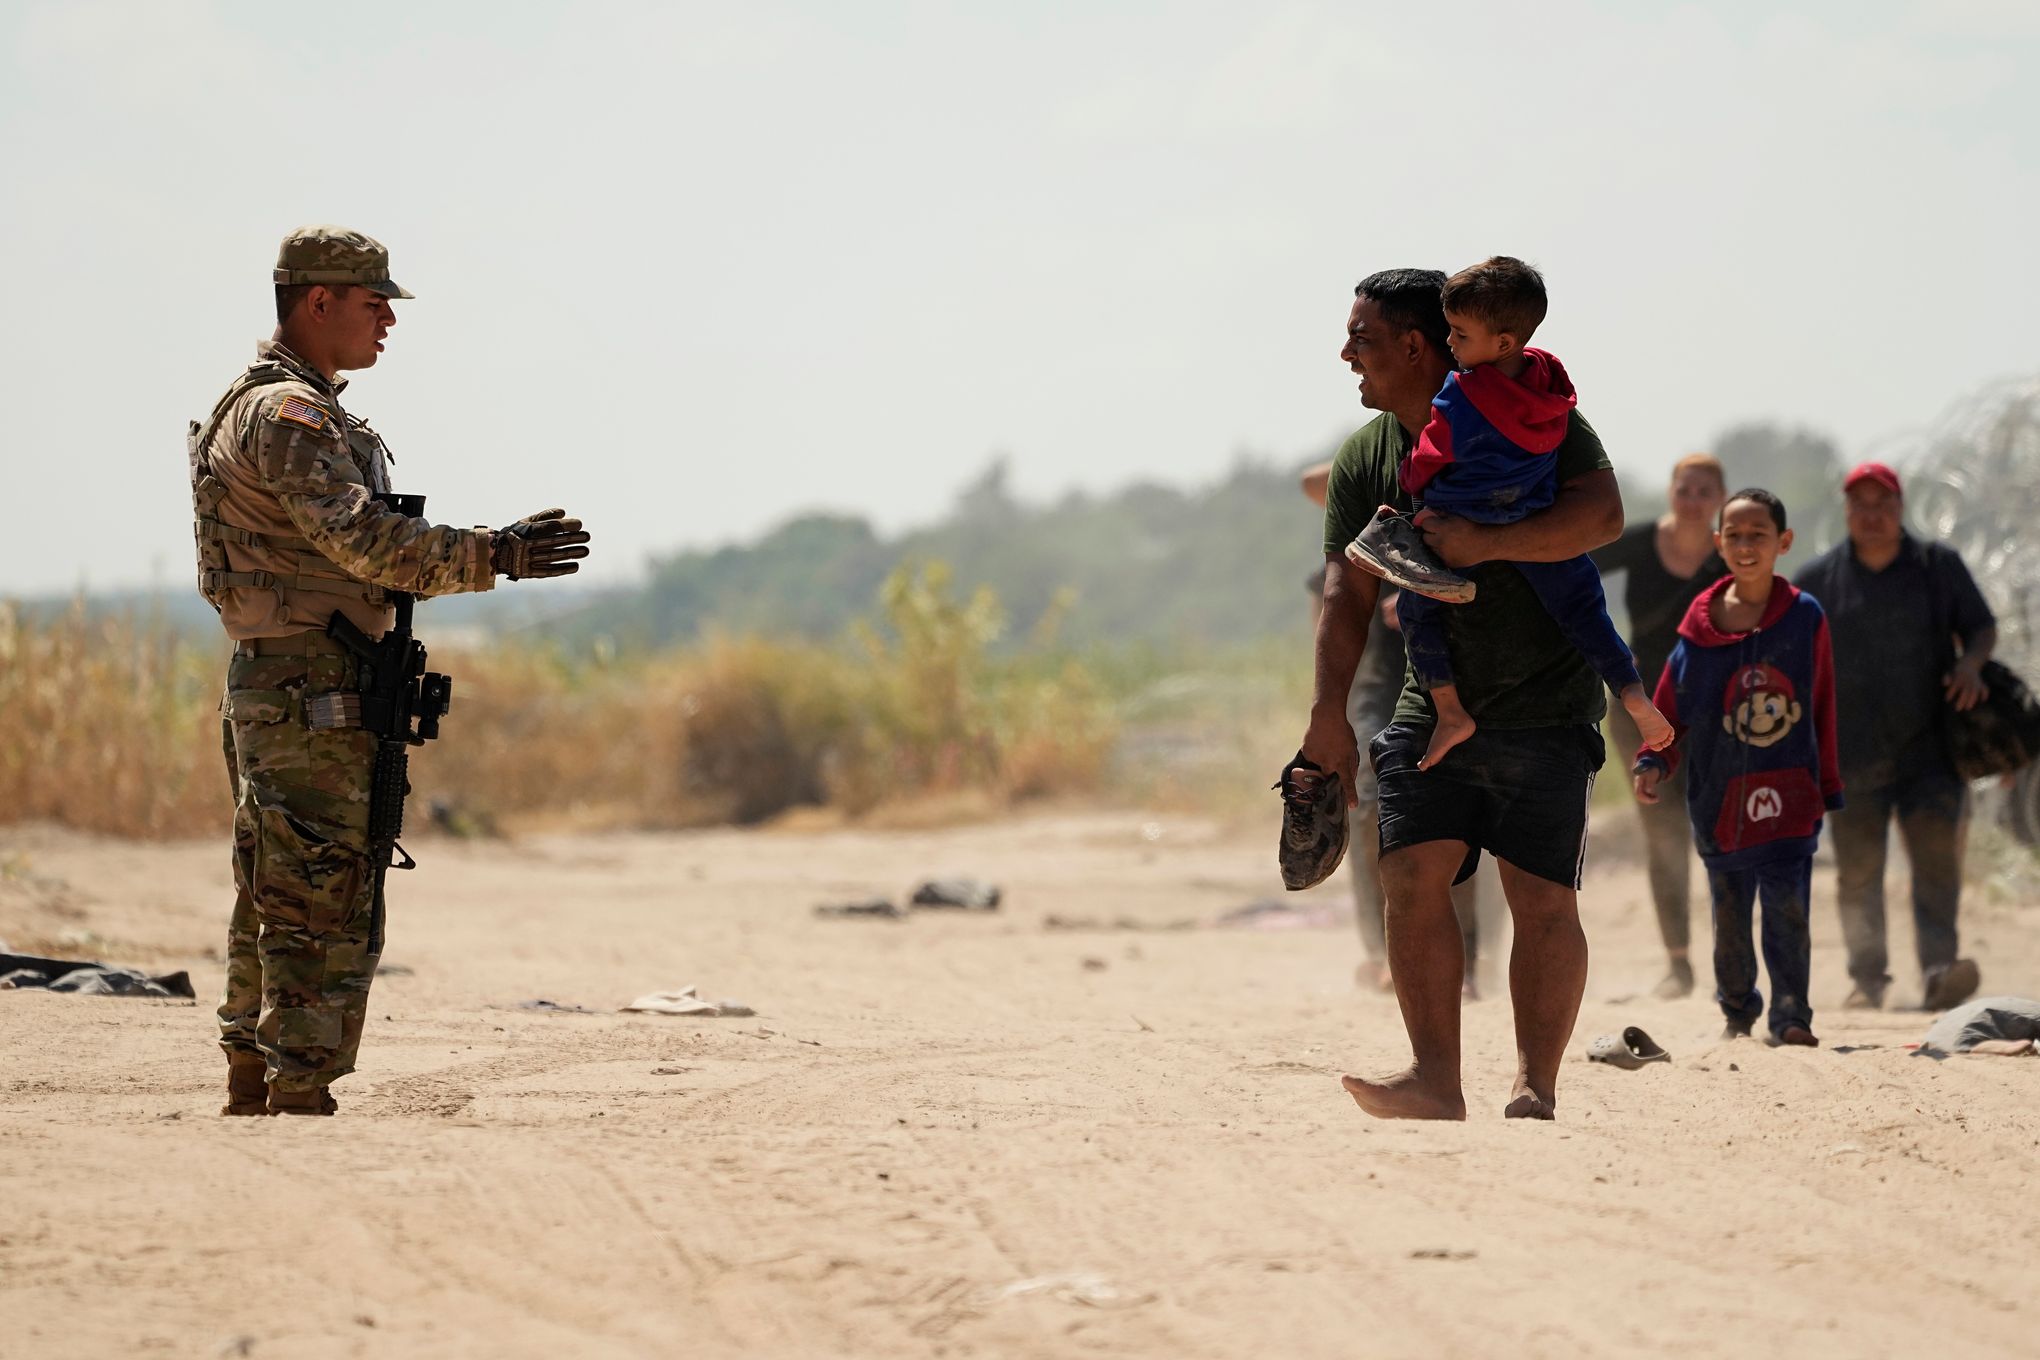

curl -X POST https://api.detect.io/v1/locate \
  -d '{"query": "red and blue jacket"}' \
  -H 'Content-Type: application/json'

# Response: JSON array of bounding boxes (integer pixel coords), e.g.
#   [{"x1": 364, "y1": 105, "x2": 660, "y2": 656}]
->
[
  {"x1": 1636, "y1": 576, "x2": 1844, "y2": 868},
  {"x1": 1400, "y1": 348, "x2": 1577, "y2": 523}
]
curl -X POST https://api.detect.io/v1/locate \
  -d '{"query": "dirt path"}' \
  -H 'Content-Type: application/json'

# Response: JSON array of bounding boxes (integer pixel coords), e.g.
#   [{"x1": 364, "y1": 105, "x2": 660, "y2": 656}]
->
[{"x1": 2, "y1": 812, "x2": 2036, "y2": 1358}]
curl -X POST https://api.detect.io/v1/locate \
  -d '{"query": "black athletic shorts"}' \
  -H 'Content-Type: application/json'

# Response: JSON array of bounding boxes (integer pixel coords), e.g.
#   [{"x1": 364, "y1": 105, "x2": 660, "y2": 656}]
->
[{"x1": 1370, "y1": 721, "x2": 1607, "y2": 889}]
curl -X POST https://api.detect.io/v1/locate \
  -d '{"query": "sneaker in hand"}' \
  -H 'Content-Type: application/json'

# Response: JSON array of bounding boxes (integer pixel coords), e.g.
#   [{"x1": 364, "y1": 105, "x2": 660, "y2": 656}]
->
[{"x1": 1273, "y1": 752, "x2": 1349, "y2": 891}]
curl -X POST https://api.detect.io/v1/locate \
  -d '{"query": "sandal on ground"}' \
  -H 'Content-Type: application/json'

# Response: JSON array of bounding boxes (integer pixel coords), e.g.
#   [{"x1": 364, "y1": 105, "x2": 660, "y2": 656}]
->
[{"x1": 1585, "y1": 1026, "x2": 1671, "y2": 1068}]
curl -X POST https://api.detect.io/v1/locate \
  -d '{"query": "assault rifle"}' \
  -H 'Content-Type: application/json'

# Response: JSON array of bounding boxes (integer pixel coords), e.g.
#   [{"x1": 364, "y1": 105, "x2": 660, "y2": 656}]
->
[{"x1": 312, "y1": 492, "x2": 454, "y2": 956}]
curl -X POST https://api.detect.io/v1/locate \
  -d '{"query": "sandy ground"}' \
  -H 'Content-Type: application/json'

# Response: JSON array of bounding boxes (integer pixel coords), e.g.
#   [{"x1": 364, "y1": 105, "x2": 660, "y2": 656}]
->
[{"x1": 2, "y1": 807, "x2": 2037, "y2": 1360}]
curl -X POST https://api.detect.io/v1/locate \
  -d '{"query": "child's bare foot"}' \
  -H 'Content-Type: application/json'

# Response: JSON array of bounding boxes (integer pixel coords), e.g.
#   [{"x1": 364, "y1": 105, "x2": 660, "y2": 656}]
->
[
  {"x1": 1420, "y1": 686, "x2": 1475, "y2": 770},
  {"x1": 1340, "y1": 1069, "x2": 1466, "y2": 1120},
  {"x1": 1622, "y1": 686, "x2": 1675, "y2": 750}
]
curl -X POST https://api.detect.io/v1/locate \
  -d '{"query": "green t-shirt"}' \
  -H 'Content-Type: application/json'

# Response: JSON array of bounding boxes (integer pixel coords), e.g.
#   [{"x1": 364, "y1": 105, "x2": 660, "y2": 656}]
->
[{"x1": 1321, "y1": 410, "x2": 1616, "y2": 730}]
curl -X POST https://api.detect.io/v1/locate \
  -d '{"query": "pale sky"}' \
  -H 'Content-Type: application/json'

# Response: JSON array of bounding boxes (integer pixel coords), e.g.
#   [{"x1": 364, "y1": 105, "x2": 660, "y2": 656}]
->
[{"x1": 3, "y1": 0, "x2": 2035, "y2": 596}]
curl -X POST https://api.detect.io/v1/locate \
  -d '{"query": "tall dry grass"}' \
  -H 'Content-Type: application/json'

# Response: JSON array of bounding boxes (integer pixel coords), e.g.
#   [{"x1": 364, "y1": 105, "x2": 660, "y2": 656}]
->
[
  {"x1": 0, "y1": 563, "x2": 1142, "y2": 840},
  {"x1": 0, "y1": 601, "x2": 226, "y2": 836}
]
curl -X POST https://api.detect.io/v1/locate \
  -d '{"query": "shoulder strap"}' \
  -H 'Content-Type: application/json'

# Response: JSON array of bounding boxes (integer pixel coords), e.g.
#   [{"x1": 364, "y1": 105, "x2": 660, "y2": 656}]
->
[
  {"x1": 189, "y1": 364, "x2": 357, "y2": 610},
  {"x1": 193, "y1": 362, "x2": 295, "y2": 453}
]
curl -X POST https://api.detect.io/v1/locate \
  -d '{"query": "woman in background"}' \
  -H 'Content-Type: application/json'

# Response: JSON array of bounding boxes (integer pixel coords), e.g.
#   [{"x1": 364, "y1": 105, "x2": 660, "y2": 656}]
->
[{"x1": 1591, "y1": 452, "x2": 1729, "y2": 997}]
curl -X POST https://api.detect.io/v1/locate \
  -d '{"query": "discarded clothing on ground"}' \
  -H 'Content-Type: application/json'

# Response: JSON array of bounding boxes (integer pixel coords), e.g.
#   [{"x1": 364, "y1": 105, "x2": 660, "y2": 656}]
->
[
  {"x1": 814, "y1": 897, "x2": 906, "y2": 919},
  {"x1": 1918, "y1": 996, "x2": 2040, "y2": 1056},
  {"x1": 490, "y1": 998, "x2": 599, "y2": 1014},
  {"x1": 621, "y1": 986, "x2": 756, "y2": 1017},
  {"x1": 0, "y1": 952, "x2": 195, "y2": 999},
  {"x1": 910, "y1": 878, "x2": 1001, "y2": 911},
  {"x1": 1213, "y1": 899, "x2": 1343, "y2": 930},
  {"x1": 1042, "y1": 913, "x2": 1197, "y2": 933}
]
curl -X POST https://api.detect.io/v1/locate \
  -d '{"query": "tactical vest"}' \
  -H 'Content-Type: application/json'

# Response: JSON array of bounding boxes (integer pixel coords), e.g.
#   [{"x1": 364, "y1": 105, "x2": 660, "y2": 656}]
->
[{"x1": 187, "y1": 363, "x2": 390, "y2": 625}]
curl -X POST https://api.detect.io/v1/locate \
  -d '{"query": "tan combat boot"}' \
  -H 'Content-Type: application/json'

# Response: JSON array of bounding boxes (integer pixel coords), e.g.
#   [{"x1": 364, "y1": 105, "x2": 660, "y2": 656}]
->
[
  {"x1": 267, "y1": 1086, "x2": 338, "y2": 1116},
  {"x1": 221, "y1": 1051, "x2": 270, "y2": 1117}
]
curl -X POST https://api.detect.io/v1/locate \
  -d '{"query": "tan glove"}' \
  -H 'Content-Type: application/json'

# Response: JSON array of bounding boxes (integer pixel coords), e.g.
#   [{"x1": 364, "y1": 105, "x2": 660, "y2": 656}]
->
[{"x1": 491, "y1": 508, "x2": 591, "y2": 580}]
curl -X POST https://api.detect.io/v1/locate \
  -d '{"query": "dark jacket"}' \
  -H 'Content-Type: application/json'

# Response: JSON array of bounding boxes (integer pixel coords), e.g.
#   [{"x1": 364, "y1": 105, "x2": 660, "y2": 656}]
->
[
  {"x1": 1637, "y1": 577, "x2": 1844, "y2": 868},
  {"x1": 1793, "y1": 534, "x2": 1994, "y2": 789}
]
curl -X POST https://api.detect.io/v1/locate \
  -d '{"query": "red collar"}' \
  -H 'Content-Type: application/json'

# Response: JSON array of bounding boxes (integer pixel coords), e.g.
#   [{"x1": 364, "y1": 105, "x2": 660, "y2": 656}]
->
[{"x1": 1677, "y1": 575, "x2": 1798, "y2": 644}]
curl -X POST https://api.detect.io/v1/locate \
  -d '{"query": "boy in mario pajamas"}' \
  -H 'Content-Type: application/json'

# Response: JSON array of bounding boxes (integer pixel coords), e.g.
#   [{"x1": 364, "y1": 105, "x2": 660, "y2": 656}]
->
[{"x1": 1634, "y1": 489, "x2": 1843, "y2": 1045}]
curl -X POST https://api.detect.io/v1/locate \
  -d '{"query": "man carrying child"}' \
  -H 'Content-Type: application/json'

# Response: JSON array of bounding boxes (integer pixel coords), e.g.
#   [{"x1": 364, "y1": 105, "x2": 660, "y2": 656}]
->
[
  {"x1": 1299, "y1": 265, "x2": 1624, "y2": 1120},
  {"x1": 1348, "y1": 257, "x2": 1673, "y2": 773}
]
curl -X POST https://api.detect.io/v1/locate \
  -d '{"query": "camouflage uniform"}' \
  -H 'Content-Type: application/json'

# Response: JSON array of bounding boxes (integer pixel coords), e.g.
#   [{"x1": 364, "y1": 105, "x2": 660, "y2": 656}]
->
[{"x1": 195, "y1": 227, "x2": 495, "y2": 1096}]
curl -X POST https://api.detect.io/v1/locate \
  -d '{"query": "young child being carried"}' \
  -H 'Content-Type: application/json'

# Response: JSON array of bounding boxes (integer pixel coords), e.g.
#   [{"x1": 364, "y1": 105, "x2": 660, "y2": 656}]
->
[
  {"x1": 1633, "y1": 489, "x2": 1843, "y2": 1046},
  {"x1": 1346, "y1": 255, "x2": 1672, "y2": 771}
]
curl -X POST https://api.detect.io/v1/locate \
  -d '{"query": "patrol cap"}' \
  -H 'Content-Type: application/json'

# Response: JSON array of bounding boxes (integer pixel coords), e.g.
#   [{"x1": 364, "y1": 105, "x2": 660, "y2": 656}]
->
[{"x1": 272, "y1": 225, "x2": 414, "y2": 299}]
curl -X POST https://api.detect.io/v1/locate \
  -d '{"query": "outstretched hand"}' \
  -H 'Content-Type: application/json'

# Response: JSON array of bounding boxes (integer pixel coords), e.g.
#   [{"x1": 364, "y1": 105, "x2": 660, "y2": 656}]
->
[{"x1": 492, "y1": 507, "x2": 592, "y2": 580}]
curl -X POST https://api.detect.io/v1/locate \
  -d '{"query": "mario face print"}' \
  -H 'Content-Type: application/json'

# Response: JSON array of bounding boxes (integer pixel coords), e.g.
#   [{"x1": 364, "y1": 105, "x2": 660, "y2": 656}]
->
[{"x1": 1723, "y1": 662, "x2": 1802, "y2": 749}]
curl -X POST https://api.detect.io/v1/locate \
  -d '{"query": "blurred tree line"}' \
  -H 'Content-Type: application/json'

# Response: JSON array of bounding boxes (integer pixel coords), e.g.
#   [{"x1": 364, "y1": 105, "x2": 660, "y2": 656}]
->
[
  {"x1": 576, "y1": 420, "x2": 1851, "y2": 653},
  {"x1": 561, "y1": 454, "x2": 1339, "y2": 651}
]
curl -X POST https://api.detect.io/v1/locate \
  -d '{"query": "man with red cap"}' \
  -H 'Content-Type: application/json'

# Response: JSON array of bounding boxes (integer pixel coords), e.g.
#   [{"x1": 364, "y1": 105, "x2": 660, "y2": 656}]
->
[{"x1": 1794, "y1": 461, "x2": 1995, "y2": 1011}]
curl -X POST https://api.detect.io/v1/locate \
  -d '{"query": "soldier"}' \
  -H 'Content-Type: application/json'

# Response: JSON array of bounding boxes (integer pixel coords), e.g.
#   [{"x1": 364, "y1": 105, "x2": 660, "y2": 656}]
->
[{"x1": 193, "y1": 225, "x2": 590, "y2": 1116}]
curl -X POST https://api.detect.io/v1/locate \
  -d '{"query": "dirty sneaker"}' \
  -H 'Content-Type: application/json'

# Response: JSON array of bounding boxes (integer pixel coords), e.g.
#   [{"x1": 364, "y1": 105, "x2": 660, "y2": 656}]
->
[
  {"x1": 1344, "y1": 508, "x2": 1475, "y2": 604},
  {"x1": 1273, "y1": 752, "x2": 1348, "y2": 891}
]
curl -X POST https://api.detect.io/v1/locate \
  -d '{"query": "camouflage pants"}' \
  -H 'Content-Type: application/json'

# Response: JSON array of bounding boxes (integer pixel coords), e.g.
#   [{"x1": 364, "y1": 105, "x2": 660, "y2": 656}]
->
[{"x1": 215, "y1": 645, "x2": 380, "y2": 1092}]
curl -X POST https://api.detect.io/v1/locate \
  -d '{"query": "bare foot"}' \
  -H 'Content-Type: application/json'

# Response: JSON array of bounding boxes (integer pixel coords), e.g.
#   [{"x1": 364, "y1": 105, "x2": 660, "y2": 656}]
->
[
  {"x1": 1355, "y1": 961, "x2": 1395, "y2": 993},
  {"x1": 1341, "y1": 1069, "x2": 1466, "y2": 1121},
  {"x1": 1504, "y1": 1074, "x2": 1557, "y2": 1120},
  {"x1": 1419, "y1": 693, "x2": 1475, "y2": 771},
  {"x1": 1776, "y1": 1026, "x2": 1819, "y2": 1047},
  {"x1": 1623, "y1": 687, "x2": 1675, "y2": 751},
  {"x1": 1509, "y1": 1076, "x2": 1550, "y2": 1125}
]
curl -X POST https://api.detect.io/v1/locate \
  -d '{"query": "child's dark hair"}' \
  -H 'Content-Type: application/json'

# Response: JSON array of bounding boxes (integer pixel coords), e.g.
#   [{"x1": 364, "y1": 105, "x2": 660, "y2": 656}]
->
[
  {"x1": 1440, "y1": 256, "x2": 1547, "y2": 341},
  {"x1": 1722, "y1": 487, "x2": 1788, "y2": 532}
]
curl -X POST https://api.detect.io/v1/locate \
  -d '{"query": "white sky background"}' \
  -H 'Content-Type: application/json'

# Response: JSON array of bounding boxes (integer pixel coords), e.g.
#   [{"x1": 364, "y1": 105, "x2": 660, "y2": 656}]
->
[{"x1": 2, "y1": 0, "x2": 2035, "y2": 596}]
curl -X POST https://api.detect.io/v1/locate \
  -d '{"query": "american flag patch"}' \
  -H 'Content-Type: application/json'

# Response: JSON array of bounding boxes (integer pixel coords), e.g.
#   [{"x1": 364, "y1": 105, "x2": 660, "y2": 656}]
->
[{"x1": 276, "y1": 396, "x2": 331, "y2": 432}]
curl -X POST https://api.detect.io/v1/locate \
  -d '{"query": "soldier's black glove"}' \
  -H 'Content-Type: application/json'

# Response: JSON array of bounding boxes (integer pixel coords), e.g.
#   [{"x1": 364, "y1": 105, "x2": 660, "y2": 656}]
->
[{"x1": 492, "y1": 508, "x2": 591, "y2": 580}]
